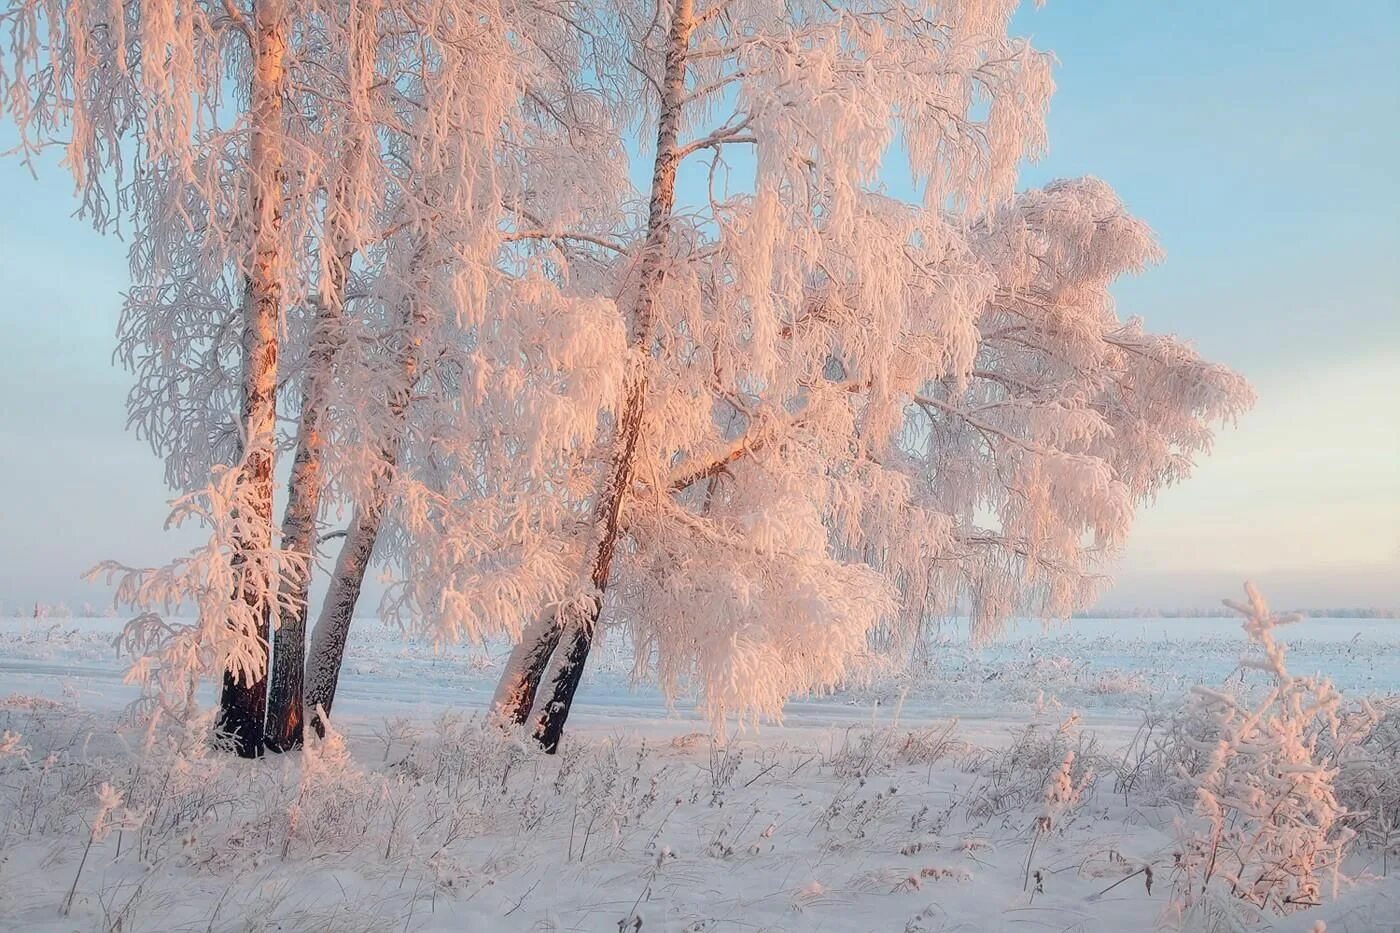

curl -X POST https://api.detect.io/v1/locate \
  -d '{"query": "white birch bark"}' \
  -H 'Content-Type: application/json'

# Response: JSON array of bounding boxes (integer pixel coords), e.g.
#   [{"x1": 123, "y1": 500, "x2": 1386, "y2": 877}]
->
[
  {"x1": 264, "y1": 176, "x2": 357, "y2": 751},
  {"x1": 528, "y1": 0, "x2": 696, "y2": 752},
  {"x1": 217, "y1": 0, "x2": 287, "y2": 759},
  {"x1": 304, "y1": 278, "x2": 426, "y2": 735}
]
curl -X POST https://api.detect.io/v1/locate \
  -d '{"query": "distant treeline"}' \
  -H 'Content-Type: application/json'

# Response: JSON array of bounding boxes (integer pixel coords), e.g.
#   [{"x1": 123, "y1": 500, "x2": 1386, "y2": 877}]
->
[{"x1": 1077, "y1": 608, "x2": 1399, "y2": 620}]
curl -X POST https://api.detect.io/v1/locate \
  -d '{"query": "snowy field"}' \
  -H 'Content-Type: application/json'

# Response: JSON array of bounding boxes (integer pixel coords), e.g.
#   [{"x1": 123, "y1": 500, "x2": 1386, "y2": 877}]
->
[
  {"x1": 5, "y1": 615, "x2": 1399, "y2": 742},
  {"x1": 3, "y1": 615, "x2": 1399, "y2": 931}
]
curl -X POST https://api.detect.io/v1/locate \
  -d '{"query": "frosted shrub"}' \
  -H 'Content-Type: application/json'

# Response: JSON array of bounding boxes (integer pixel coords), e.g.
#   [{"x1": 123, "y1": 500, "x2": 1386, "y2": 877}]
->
[
  {"x1": 1171, "y1": 584, "x2": 1367, "y2": 921},
  {"x1": 1326, "y1": 699, "x2": 1400, "y2": 863},
  {"x1": 0, "y1": 729, "x2": 27, "y2": 761},
  {"x1": 1023, "y1": 747, "x2": 1095, "y2": 895},
  {"x1": 1037, "y1": 751, "x2": 1093, "y2": 835},
  {"x1": 281, "y1": 718, "x2": 380, "y2": 859}
]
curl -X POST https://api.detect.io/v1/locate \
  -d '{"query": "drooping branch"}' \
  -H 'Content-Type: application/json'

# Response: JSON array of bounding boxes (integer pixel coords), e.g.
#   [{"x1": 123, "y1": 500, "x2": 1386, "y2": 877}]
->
[
  {"x1": 675, "y1": 116, "x2": 756, "y2": 160},
  {"x1": 666, "y1": 409, "x2": 816, "y2": 492},
  {"x1": 501, "y1": 229, "x2": 633, "y2": 255},
  {"x1": 912, "y1": 394, "x2": 1045, "y2": 456}
]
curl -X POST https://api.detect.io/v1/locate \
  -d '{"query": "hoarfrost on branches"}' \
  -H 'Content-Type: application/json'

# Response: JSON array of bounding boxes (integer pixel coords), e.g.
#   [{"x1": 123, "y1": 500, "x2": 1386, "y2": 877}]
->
[
  {"x1": 1172, "y1": 584, "x2": 1368, "y2": 919},
  {"x1": 1, "y1": 0, "x2": 1252, "y2": 749}
]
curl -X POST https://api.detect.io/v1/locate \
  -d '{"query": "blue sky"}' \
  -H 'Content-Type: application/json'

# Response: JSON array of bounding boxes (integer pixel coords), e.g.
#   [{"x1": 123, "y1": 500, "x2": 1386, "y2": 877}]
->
[{"x1": 0, "y1": 0, "x2": 1396, "y2": 612}]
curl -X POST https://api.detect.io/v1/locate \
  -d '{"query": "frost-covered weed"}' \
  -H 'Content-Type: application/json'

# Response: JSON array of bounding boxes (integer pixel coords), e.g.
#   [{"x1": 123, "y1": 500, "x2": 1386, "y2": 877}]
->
[
  {"x1": 0, "y1": 710, "x2": 552, "y2": 925},
  {"x1": 824, "y1": 717, "x2": 968, "y2": 782},
  {"x1": 894, "y1": 720, "x2": 970, "y2": 766},
  {"x1": 1326, "y1": 700, "x2": 1400, "y2": 865},
  {"x1": 5, "y1": 646, "x2": 1398, "y2": 931},
  {"x1": 962, "y1": 712, "x2": 1100, "y2": 829},
  {"x1": 1170, "y1": 584, "x2": 1367, "y2": 921},
  {"x1": 61, "y1": 782, "x2": 145, "y2": 915}
]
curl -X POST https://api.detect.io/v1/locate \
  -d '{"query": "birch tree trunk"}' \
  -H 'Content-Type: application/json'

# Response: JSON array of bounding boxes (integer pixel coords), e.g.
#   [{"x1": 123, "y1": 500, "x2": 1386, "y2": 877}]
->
[
  {"x1": 303, "y1": 290, "x2": 425, "y2": 737},
  {"x1": 218, "y1": 0, "x2": 287, "y2": 759},
  {"x1": 491, "y1": 612, "x2": 566, "y2": 724},
  {"x1": 264, "y1": 222, "x2": 354, "y2": 752},
  {"x1": 303, "y1": 499, "x2": 381, "y2": 735},
  {"x1": 267, "y1": 4, "x2": 376, "y2": 751},
  {"x1": 527, "y1": 0, "x2": 695, "y2": 753}
]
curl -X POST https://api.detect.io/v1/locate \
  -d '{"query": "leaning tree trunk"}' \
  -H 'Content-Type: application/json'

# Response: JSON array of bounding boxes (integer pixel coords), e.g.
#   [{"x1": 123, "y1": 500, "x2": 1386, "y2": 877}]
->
[
  {"x1": 303, "y1": 500, "x2": 382, "y2": 735},
  {"x1": 527, "y1": 0, "x2": 695, "y2": 754},
  {"x1": 264, "y1": 230, "x2": 354, "y2": 753},
  {"x1": 266, "y1": 6, "x2": 376, "y2": 751},
  {"x1": 303, "y1": 288, "x2": 425, "y2": 737},
  {"x1": 491, "y1": 613, "x2": 566, "y2": 724},
  {"x1": 261, "y1": 374, "x2": 323, "y2": 753},
  {"x1": 218, "y1": 0, "x2": 287, "y2": 760},
  {"x1": 264, "y1": 113, "x2": 368, "y2": 751}
]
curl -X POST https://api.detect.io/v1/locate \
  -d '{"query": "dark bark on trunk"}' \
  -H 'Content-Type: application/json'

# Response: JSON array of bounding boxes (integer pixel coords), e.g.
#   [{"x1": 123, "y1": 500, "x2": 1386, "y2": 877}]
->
[
  {"x1": 302, "y1": 260, "x2": 425, "y2": 738},
  {"x1": 304, "y1": 503, "x2": 381, "y2": 737},
  {"x1": 492, "y1": 612, "x2": 566, "y2": 724},
  {"x1": 218, "y1": 0, "x2": 286, "y2": 759},
  {"x1": 531, "y1": 600, "x2": 598, "y2": 752},
  {"x1": 220, "y1": 654, "x2": 268, "y2": 758},
  {"x1": 525, "y1": 0, "x2": 694, "y2": 752},
  {"x1": 262, "y1": 458, "x2": 314, "y2": 751}
]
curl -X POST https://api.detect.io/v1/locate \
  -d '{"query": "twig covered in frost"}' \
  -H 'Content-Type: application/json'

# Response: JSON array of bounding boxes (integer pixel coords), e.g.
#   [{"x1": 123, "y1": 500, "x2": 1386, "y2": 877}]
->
[
  {"x1": 1172, "y1": 583, "x2": 1371, "y2": 920},
  {"x1": 61, "y1": 783, "x2": 145, "y2": 916}
]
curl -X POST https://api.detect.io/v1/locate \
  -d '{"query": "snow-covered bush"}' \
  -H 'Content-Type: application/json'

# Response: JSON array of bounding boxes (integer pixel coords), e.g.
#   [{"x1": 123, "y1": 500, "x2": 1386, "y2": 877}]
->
[
  {"x1": 1326, "y1": 699, "x2": 1400, "y2": 863},
  {"x1": 1170, "y1": 584, "x2": 1370, "y2": 922}
]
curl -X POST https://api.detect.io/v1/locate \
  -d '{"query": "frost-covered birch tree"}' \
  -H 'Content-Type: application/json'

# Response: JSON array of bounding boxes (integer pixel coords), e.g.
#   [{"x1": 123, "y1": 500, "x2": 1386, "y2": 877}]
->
[
  {"x1": 476, "y1": 0, "x2": 1251, "y2": 751},
  {"x1": 282, "y1": 0, "x2": 630, "y2": 741},
  {"x1": 2, "y1": 0, "x2": 1251, "y2": 759},
  {"x1": 2, "y1": 0, "x2": 630, "y2": 753},
  {"x1": 0, "y1": 0, "x2": 345, "y2": 755},
  {"x1": 474, "y1": 0, "x2": 1063, "y2": 748},
  {"x1": 265, "y1": 0, "x2": 524, "y2": 750}
]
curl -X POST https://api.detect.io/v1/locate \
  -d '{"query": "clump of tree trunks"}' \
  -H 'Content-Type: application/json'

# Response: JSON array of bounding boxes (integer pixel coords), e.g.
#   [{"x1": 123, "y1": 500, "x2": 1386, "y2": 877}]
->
[{"x1": 0, "y1": 0, "x2": 1252, "y2": 757}]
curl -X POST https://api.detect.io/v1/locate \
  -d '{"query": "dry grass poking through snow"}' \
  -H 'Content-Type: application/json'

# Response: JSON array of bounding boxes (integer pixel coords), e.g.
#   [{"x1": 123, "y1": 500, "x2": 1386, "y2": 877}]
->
[{"x1": 3, "y1": 689, "x2": 1400, "y2": 933}]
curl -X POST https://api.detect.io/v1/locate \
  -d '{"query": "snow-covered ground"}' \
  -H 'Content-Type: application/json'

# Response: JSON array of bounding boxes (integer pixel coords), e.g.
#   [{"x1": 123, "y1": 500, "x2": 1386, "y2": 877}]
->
[
  {"x1": 2, "y1": 615, "x2": 1398, "y2": 931},
  {"x1": 6, "y1": 614, "x2": 1399, "y2": 739}
]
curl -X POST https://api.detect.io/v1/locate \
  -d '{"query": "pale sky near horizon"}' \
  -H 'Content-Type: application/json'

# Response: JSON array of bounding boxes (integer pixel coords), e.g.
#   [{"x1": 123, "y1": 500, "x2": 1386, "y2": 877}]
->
[{"x1": 0, "y1": 0, "x2": 1396, "y2": 613}]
